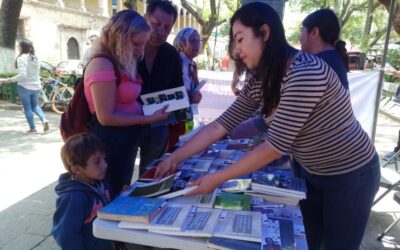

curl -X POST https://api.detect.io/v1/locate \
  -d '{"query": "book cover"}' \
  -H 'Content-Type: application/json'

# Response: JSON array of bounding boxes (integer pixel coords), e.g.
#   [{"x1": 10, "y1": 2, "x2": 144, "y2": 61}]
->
[
  {"x1": 207, "y1": 237, "x2": 261, "y2": 250},
  {"x1": 251, "y1": 169, "x2": 306, "y2": 199},
  {"x1": 158, "y1": 185, "x2": 198, "y2": 199},
  {"x1": 168, "y1": 189, "x2": 218, "y2": 208},
  {"x1": 219, "y1": 179, "x2": 252, "y2": 193},
  {"x1": 118, "y1": 204, "x2": 191, "y2": 231},
  {"x1": 214, "y1": 192, "x2": 252, "y2": 211},
  {"x1": 97, "y1": 196, "x2": 166, "y2": 224},
  {"x1": 139, "y1": 167, "x2": 180, "y2": 182},
  {"x1": 213, "y1": 210, "x2": 262, "y2": 243},
  {"x1": 129, "y1": 173, "x2": 176, "y2": 198},
  {"x1": 261, "y1": 214, "x2": 295, "y2": 250},
  {"x1": 150, "y1": 206, "x2": 221, "y2": 237},
  {"x1": 140, "y1": 86, "x2": 190, "y2": 116}
]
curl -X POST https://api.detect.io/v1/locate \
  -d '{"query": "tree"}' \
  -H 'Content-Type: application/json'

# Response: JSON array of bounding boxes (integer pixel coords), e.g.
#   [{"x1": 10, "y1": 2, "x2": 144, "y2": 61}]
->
[
  {"x1": 180, "y1": 0, "x2": 230, "y2": 52},
  {"x1": 288, "y1": 0, "x2": 389, "y2": 52},
  {"x1": 0, "y1": 0, "x2": 23, "y2": 72},
  {"x1": 378, "y1": 0, "x2": 400, "y2": 35}
]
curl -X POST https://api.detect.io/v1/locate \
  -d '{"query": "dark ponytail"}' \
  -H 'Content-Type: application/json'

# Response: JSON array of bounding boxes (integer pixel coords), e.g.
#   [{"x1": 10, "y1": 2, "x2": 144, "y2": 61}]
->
[
  {"x1": 335, "y1": 40, "x2": 349, "y2": 72},
  {"x1": 302, "y1": 9, "x2": 349, "y2": 72}
]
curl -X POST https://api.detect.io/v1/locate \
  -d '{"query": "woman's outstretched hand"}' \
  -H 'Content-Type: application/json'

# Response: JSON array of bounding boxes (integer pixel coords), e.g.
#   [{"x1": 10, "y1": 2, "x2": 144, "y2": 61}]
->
[
  {"x1": 185, "y1": 173, "x2": 221, "y2": 196},
  {"x1": 150, "y1": 105, "x2": 169, "y2": 122},
  {"x1": 154, "y1": 156, "x2": 178, "y2": 180}
]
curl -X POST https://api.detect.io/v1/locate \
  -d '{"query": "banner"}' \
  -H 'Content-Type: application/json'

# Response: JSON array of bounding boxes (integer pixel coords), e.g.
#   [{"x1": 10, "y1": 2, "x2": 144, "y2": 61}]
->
[{"x1": 197, "y1": 70, "x2": 380, "y2": 138}]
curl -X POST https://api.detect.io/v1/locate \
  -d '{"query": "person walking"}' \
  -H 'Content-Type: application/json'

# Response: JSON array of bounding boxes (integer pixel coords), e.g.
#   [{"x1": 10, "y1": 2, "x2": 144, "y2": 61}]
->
[{"x1": 3, "y1": 39, "x2": 49, "y2": 133}]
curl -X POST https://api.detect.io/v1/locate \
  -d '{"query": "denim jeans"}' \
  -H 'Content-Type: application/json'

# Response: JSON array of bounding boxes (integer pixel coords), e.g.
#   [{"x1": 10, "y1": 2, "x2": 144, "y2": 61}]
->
[
  {"x1": 298, "y1": 153, "x2": 380, "y2": 250},
  {"x1": 17, "y1": 85, "x2": 46, "y2": 129},
  {"x1": 132, "y1": 124, "x2": 169, "y2": 176},
  {"x1": 91, "y1": 121, "x2": 140, "y2": 196}
]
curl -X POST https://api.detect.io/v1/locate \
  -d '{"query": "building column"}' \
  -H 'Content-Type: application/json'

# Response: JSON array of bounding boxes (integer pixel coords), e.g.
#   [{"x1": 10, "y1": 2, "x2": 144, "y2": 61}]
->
[
  {"x1": 99, "y1": 0, "x2": 109, "y2": 17},
  {"x1": 183, "y1": 9, "x2": 186, "y2": 27},
  {"x1": 176, "y1": 6, "x2": 181, "y2": 30},
  {"x1": 80, "y1": 0, "x2": 86, "y2": 12},
  {"x1": 57, "y1": 0, "x2": 64, "y2": 8},
  {"x1": 118, "y1": 0, "x2": 123, "y2": 12}
]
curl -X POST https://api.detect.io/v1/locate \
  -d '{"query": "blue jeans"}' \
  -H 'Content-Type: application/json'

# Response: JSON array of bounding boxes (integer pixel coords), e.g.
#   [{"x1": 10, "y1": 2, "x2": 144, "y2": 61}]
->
[
  {"x1": 298, "y1": 153, "x2": 380, "y2": 250},
  {"x1": 91, "y1": 121, "x2": 140, "y2": 196},
  {"x1": 17, "y1": 85, "x2": 46, "y2": 129},
  {"x1": 132, "y1": 125, "x2": 169, "y2": 176}
]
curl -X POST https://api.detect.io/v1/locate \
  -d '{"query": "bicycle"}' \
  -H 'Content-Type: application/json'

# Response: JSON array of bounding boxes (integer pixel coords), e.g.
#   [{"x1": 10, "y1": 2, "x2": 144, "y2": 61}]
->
[{"x1": 39, "y1": 77, "x2": 74, "y2": 114}]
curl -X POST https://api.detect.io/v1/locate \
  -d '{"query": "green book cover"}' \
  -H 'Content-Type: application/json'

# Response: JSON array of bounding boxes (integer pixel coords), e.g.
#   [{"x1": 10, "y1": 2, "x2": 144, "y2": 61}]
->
[{"x1": 214, "y1": 192, "x2": 251, "y2": 211}]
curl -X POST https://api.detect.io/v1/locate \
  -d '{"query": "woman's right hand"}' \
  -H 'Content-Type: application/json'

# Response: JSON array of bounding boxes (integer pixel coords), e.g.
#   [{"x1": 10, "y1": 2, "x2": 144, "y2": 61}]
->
[
  {"x1": 150, "y1": 105, "x2": 169, "y2": 122},
  {"x1": 155, "y1": 156, "x2": 178, "y2": 180}
]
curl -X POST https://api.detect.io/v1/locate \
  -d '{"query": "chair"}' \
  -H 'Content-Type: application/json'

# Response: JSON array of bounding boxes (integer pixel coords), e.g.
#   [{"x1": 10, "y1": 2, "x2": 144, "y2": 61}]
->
[
  {"x1": 382, "y1": 149, "x2": 400, "y2": 172},
  {"x1": 374, "y1": 178, "x2": 400, "y2": 241}
]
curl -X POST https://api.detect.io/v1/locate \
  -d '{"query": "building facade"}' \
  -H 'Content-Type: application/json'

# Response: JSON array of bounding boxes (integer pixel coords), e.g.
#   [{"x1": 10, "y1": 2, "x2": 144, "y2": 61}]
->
[{"x1": 16, "y1": 0, "x2": 200, "y2": 66}]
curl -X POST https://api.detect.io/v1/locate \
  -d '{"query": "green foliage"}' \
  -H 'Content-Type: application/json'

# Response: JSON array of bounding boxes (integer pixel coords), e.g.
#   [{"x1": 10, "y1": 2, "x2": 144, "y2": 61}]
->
[
  {"x1": 0, "y1": 72, "x2": 17, "y2": 103},
  {"x1": 387, "y1": 48, "x2": 400, "y2": 70}
]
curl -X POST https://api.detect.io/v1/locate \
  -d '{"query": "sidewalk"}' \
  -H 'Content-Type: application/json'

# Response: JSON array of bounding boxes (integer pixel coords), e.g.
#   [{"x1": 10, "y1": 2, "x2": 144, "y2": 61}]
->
[{"x1": 0, "y1": 100, "x2": 399, "y2": 250}]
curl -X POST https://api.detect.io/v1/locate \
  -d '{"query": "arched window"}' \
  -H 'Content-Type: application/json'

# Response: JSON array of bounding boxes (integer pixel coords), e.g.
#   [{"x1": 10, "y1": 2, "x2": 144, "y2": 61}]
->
[{"x1": 67, "y1": 37, "x2": 80, "y2": 60}]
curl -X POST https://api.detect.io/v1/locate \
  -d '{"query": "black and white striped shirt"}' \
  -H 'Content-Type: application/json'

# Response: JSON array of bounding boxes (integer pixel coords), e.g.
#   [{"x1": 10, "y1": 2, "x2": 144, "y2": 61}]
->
[{"x1": 216, "y1": 52, "x2": 375, "y2": 175}]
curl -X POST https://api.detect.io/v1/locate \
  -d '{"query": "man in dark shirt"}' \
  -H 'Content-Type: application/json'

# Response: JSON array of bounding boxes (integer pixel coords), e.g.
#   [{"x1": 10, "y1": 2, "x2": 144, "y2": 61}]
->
[{"x1": 134, "y1": 0, "x2": 184, "y2": 176}]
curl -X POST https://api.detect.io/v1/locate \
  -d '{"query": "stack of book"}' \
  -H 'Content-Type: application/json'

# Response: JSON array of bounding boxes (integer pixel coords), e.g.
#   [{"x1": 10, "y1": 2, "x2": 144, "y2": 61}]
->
[{"x1": 247, "y1": 168, "x2": 307, "y2": 205}]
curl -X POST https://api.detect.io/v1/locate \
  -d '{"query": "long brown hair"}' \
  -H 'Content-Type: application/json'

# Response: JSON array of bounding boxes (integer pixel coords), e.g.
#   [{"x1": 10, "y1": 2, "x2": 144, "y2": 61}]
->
[{"x1": 228, "y1": 3, "x2": 296, "y2": 117}]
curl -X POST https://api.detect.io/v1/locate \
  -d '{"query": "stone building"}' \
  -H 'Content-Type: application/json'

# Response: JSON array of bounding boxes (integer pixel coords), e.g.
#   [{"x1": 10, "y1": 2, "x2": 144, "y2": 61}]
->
[{"x1": 15, "y1": 0, "x2": 200, "y2": 66}]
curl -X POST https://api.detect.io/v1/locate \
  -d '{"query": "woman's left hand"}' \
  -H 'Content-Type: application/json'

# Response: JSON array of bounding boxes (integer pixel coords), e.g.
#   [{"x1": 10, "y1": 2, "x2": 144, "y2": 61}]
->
[{"x1": 185, "y1": 173, "x2": 221, "y2": 196}]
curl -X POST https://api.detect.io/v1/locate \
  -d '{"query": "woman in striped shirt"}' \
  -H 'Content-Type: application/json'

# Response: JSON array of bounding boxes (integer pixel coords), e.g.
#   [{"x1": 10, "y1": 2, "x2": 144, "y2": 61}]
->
[{"x1": 156, "y1": 3, "x2": 380, "y2": 249}]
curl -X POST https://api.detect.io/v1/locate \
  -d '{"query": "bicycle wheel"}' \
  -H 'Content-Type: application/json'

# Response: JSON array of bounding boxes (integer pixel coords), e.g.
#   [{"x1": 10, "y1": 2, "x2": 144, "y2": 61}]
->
[{"x1": 51, "y1": 86, "x2": 74, "y2": 114}]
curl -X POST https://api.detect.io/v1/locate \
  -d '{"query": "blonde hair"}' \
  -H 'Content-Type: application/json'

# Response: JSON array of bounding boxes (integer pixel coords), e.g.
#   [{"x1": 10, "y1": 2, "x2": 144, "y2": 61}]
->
[
  {"x1": 173, "y1": 27, "x2": 200, "y2": 52},
  {"x1": 93, "y1": 10, "x2": 150, "y2": 79}
]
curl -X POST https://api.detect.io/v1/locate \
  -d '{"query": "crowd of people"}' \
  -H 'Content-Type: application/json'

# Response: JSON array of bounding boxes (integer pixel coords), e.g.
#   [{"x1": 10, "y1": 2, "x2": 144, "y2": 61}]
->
[{"x1": 3, "y1": 1, "x2": 383, "y2": 249}]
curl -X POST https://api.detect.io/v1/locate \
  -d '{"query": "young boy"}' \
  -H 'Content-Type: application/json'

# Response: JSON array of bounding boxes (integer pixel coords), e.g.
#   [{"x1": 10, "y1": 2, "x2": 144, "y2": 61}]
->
[{"x1": 51, "y1": 133, "x2": 113, "y2": 250}]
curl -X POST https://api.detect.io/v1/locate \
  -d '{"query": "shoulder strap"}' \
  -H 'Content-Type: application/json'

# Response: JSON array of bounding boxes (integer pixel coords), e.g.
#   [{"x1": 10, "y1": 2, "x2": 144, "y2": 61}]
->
[{"x1": 83, "y1": 53, "x2": 122, "y2": 85}]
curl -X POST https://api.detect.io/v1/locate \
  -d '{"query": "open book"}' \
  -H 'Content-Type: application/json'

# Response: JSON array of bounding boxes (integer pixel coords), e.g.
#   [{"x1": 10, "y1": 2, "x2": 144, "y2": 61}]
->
[
  {"x1": 149, "y1": 206, "x2": 221, "y2": 237},
  {"x1": 129, "y1": 173, "x2": 177, "y2": 198},
  {"x1": 213, "y1": 210, "x2": 262, "y2": 243}
]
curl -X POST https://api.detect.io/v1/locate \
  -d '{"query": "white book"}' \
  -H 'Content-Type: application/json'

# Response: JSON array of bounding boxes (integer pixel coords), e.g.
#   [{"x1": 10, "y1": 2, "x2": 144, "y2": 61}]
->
[
  {"x1": 118, "y1": 204, "x2": 191, "y2": 231},
  {"x1": 150, "y1": 206, "x2": 221, "y2": 237},
  {"x1": 168, "y1": 189, "x2": 218, "y2": 208},
  {"x1": 244, "y1": 191, "x2": 300, "y2": 206},
  {"x1": 158, "y1": 185, "x2": 198, "y2": 199},
  {"x1": 140, "y1": 86, "x2": 190, "y2": 115},
  {"x1": 213, "y1": 210, "x2": 262, "y2": 243}
]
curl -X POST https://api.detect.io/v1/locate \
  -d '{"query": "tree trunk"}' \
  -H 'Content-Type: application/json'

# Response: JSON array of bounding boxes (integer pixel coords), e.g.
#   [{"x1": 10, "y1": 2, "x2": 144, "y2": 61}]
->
[
  {"x1": 378, "y1": 0, "x2": 400, "y2": 35},
  {"x1": 0, "y1": 0, "x2": 23, "y2": 72}
]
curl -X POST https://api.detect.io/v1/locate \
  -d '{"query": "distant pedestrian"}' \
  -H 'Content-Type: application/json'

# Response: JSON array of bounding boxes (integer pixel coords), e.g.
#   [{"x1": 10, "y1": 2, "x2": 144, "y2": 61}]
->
[
  {"x1": 52, "y1": 133, "x2": 113, "y2": 250},
  {"x1": 2, "y1": 39, "x2": 49, "y2": 133},
  {"x1": 82, "y1": 34, "x2": 99, "y2": 66}
]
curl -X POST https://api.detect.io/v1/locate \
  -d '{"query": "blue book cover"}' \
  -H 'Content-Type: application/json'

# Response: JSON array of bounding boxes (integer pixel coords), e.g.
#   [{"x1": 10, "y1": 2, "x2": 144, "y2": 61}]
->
[{"x1": 97, "y1": 196, "x2": 166, "y2": 224}]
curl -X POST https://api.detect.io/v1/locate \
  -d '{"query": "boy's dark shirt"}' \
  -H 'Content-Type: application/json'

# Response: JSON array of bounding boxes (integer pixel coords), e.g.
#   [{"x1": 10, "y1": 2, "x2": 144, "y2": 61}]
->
[{"x1": 138, "y1": 42, "x2": 184, "y2": 96}]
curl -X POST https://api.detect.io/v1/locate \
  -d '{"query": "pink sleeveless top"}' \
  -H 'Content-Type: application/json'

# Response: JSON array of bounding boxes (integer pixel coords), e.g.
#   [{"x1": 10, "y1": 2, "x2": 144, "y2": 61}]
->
[{"x1": 84, "y1": 70, "x2": 142, "y2": 115}]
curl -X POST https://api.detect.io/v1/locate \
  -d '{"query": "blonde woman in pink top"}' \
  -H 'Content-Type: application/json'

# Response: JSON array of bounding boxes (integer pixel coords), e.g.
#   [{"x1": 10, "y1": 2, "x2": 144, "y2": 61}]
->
[{"x1": 83, "y1": 10, "x2": 169, "y2": 195}]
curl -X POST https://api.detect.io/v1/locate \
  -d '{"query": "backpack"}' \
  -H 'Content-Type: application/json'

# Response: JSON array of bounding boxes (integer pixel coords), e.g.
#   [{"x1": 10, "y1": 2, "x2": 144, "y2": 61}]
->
[{"x1": 60, "y1": 54, "x2": 121, "y2": 141}]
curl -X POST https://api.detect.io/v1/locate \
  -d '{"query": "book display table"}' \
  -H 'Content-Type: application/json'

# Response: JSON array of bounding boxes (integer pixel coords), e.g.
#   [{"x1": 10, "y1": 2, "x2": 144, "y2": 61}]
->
[
  {"x1": 93, "y1": 218, "x2": 209, "y2": 250},
  {"x1": 93, "y1": 137, "x2": 307, "y2": 249}
]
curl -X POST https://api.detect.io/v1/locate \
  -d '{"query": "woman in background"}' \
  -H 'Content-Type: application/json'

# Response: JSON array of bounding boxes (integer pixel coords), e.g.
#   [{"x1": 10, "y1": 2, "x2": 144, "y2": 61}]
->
[
  {"x1": 3, "y1": 39, "x2": 49, "y2": 133},
  {"x1": 166, "y1": 27, "x2": 203, "y2": 150}
]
